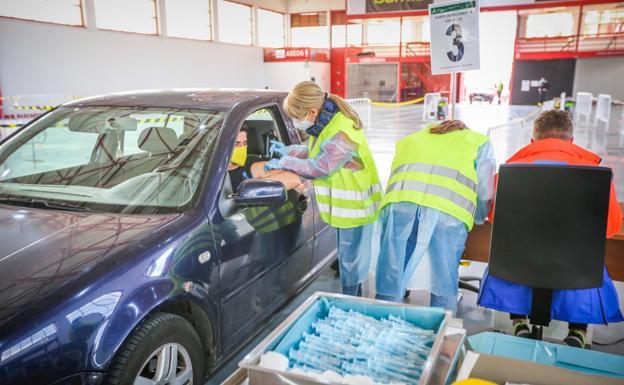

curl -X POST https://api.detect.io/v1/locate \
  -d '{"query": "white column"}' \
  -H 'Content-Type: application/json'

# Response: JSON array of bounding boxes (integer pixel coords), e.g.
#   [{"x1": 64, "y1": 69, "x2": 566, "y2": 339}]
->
[
  {"x1": 211, "y1": 0, "x2": 220, "y2": 42},
  {"x1": 156, "y1": 0, "x2": 167, "y2": 37},
  {"x1": 252, "y1": 5, "x2": 259, "y2": 46},
  {"x1": 83, "y1": 0, "x2": 97, "y2": 30}
]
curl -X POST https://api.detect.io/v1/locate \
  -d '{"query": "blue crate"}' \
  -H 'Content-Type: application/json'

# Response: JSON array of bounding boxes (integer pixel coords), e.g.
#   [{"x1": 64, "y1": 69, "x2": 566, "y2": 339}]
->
[{"x1": 468, "y1": 332, "x2": 624, "y2": 379}]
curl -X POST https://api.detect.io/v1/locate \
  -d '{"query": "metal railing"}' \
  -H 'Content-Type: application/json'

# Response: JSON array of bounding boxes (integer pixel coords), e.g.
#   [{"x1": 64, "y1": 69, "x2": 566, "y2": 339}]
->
[
  {"x1": 486, "y1": 108, "x2": 541, "y2": 166},
  {"x1": 346, "y1": 98, "x2": 372, "y2": 131}
]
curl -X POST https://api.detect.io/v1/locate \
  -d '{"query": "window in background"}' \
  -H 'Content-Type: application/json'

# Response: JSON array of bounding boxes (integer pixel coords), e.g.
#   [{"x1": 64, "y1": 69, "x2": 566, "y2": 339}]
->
[
  {"x1": 400, "y1": 16, "x2": 430, "y2": 43},
  {"x1": 525, "y1": 12, "x2": 575, "y2": 37},
  {"x1": 0, "y1": 0, "x2": 83, "y2": 26},
  {"x1": 165, "y1": 0, "x2": 211, "y2": 40},
  {"x1": 332, "y1": 24, "x2": 363, "y2": 47},
  {"x1": 94, "y1": 0, "x2": 158, "y2": 34},
  {"x1": 365, "y1": 19, "x2": 401, "y2": 45},
  {"x1": 218, "y1": 0, "x2": 252, "y2": 45},
  {"x1": 258, "y1": 9, "x2": 285, "y2": 47},
  {"x1": 582, "y1": 7, "x2": 624, "y2": 35},
  {"x1": 291, "y1": 12, "x2": 329, "y2": 48}
]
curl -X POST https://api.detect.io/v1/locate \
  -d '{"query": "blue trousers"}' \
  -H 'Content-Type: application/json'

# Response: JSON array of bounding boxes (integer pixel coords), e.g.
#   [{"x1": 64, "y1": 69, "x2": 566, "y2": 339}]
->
[
  {"x1": 375, "y1": 202, "x2": 468, "y2": 313},
  {"x1": 337, "y1": 223, "x2": 374, "y2": 296}
]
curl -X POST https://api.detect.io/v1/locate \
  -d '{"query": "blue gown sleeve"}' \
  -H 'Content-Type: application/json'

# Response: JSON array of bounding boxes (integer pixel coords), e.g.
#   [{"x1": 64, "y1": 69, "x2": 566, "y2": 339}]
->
[
  {"x1": 277, "y1": 133, "x2": 357, "y2": 179},
  {"x1": 474, "y1": 141, "x2": 496, "y2": 225}
]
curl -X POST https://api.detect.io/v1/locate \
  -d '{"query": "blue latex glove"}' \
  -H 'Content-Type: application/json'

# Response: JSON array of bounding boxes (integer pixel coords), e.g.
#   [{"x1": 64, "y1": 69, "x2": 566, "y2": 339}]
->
[
  {"x1": 264, "y1": 158, "x2": 283, "y2": 171},
  {"x1": 269, "y1": 140, "x2": 289, "y2": 157}
]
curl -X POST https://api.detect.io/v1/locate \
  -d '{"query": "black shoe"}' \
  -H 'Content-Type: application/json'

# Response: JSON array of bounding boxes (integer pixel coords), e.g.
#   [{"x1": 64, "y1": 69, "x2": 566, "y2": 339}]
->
[
  {"x1": 404, "y1": 290, "x2": 411, "y2": 299},
  {"x1": 512, "y1": 321, "x2": 531, "y2": 338},
  {"x1": 564, "y1": 329, "x2": 587, "y2": 349}
]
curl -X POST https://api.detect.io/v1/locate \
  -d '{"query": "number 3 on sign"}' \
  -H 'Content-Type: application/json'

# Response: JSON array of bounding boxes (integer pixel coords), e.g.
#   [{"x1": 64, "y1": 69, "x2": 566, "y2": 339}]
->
[{"x1": 446, "y1": 24, "x2": 464, "y2": 62}]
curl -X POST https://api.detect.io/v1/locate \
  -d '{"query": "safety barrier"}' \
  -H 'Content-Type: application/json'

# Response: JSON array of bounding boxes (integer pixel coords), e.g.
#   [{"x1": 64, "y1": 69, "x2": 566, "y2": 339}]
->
[
  {"x1": 345, "y1": 98, "x2": 372, "y2": 131},
  {"x1": 486, "y1": 108, "x2": 541, "y2": 166},
  {"x1": 371, "y1": 97, "x2": 424, "y2": 107}
]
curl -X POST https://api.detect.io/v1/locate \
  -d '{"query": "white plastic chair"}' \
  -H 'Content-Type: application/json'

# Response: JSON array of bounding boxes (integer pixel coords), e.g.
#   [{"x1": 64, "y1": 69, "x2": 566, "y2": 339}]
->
[
  {"x1": 594, "y1": 93, "x2": 611, "y2": 132},
  {"x1": 574, "y1": 92, "x2": 593, "y2": 128}
]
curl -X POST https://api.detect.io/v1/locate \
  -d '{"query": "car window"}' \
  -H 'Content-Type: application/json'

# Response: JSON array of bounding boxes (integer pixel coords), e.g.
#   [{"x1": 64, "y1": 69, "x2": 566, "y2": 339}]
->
[
  {"x1": 241, "y1": 106, "x2": 285, "y2": 158},
  {"x1": 123, "y1": 112, "x2": 186, "y2": 155},
  {"x1": 0, "y1": 107, "x2": 225, "y2": 214},
  {"x1": 1, "y1": 118, "x2": 99, "y2": 179}
]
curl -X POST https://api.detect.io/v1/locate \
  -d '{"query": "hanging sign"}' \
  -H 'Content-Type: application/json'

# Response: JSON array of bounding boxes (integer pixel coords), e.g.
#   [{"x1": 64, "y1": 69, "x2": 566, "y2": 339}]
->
[{"x1": 429, "y1": 0, "x2": 480, "y2": 75}]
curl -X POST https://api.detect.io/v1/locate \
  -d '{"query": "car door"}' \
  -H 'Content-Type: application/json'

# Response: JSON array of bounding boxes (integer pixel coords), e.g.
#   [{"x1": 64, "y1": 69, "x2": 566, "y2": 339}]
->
[
  {"x1": 214, "y1": 105, "x2": 315, "y2": 351},
  {"x1": 281, "y1": 112, "x2": 337, "y2": 270}
]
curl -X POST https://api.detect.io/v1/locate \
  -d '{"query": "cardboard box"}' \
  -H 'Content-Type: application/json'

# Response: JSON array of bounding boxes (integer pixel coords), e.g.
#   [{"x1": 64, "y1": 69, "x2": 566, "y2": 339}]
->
[{"x1": 456, "y1": 351, "x2": 624, "y2": 385}]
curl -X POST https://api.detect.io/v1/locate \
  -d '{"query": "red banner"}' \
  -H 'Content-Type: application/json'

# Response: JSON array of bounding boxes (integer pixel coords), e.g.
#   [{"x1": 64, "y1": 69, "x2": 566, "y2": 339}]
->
[{"x1": 263, "y1": 48, "x2": 330, "y2": 62}]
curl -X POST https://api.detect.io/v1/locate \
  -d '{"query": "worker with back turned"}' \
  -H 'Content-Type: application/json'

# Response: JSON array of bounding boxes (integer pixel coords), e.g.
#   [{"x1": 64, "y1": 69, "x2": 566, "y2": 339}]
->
[
  {"x1": 478, "y1": 109, "x2": 623, "y2": 348},
  {"x1": 375, "y1": 120, "x2": 496, "y2": 313}
]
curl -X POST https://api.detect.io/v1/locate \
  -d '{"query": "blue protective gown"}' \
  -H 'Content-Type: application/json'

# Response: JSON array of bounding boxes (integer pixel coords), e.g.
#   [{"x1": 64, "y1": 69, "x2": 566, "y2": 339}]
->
[
  {"x1": 275, "y1": 132, "x2": 373, "y2": 296},
  {"x1": 375, "y1": 142, "x2": 496, "y2": 312}
]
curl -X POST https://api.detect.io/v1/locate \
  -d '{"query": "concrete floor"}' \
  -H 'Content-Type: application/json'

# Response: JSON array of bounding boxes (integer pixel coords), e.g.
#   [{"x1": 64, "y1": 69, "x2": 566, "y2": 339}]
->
[{"x1": 206, "y1": 103, "x2": 624, "y2": 384}]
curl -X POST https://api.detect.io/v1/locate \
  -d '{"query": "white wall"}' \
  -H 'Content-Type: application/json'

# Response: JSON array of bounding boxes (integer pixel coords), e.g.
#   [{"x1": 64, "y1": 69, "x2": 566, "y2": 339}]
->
[
  {"x1": 264, "y1": 61, "x2": 330, "y2": 92},
  {"x1": 0, "y1": 17, "x2": 267, "y2": 99},
  {"x1": 573, "y1": 56, "x2": 624, "y2": 101}
]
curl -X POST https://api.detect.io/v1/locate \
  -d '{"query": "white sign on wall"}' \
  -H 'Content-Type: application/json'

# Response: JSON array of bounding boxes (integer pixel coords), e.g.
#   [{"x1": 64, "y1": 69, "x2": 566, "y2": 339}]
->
[{"x1": 429, "y1": 0, "x2": 480, "y2": 75}]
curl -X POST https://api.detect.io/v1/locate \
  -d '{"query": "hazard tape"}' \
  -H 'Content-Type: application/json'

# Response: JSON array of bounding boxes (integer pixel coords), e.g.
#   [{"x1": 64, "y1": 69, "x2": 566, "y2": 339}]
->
[
  {"x1": 371, "y1": 97, "x2": 425, "y2": 107},
  {"x1": 2, "y1": 116, "x2": 186, "y2": 130},
  {"x1": 11, "y1": 105, "x2": 55, "y2": 111}
]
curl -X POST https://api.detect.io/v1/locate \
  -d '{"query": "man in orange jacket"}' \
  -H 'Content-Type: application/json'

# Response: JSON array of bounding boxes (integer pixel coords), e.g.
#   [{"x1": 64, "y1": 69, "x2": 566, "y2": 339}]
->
[{"x1": 478, "y1": 109, "x2": 623, "y2": 348}]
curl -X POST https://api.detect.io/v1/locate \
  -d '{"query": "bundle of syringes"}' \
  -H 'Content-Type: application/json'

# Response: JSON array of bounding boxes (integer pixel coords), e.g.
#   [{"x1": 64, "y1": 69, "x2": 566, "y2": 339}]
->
[{"x1": 261, "y1": 306, "x2": 436, "y2": 385}]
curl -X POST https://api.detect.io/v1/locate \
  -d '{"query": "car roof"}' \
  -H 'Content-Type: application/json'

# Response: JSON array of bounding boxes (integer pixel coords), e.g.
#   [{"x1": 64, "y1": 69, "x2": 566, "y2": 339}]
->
[{"x1": 62, "y1": 88, "x2": 289, "y2": 111}]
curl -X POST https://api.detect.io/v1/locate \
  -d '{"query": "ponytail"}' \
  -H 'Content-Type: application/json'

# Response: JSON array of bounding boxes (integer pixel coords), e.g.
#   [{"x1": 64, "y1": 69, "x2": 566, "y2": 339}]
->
[
  {"x1": 429, "y1": 119, "x2": 466, "y2": 134},
  {"x1": 284, "y1": 81, "x2": 363, "y2": 130},
  {"x1": 327, "y1": 94, "x2": 363, "y2": 130}
]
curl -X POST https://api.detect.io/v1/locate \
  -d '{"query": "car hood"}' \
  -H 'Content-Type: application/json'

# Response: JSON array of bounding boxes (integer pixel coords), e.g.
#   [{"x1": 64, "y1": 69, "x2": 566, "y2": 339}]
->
[{"x1": 0, "y1": 204, "x2": 181, "y2": 328}]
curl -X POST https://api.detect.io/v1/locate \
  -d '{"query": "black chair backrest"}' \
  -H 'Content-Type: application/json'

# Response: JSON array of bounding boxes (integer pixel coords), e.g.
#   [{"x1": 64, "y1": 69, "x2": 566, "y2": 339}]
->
[{"x1": 489, "y1": 163, "x2": 611, "y2": 290}]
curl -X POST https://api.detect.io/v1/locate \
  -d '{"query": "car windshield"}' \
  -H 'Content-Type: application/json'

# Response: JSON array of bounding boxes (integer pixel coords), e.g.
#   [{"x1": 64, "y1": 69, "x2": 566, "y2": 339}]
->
[{"x1": 0, "y1": 106, "x2": 225, "y2": 214}]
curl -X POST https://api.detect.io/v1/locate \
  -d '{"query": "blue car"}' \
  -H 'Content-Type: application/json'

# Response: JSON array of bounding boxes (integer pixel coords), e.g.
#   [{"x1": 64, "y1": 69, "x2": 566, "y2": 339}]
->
[{"x1": 0, "y1": 90, "x2": 337, "y2": 385}]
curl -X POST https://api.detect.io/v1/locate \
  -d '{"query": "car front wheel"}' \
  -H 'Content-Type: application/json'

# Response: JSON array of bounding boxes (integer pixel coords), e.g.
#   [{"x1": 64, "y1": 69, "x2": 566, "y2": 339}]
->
[{"x1": 104, "y1": 313, "x2": 205, "y2": 385}]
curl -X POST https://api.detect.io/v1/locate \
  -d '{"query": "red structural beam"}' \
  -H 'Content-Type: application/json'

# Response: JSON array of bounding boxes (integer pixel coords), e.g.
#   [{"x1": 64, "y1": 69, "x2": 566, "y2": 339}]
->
[{"x1": 346, "y1": 0, "x2": 622, "y2": 19}]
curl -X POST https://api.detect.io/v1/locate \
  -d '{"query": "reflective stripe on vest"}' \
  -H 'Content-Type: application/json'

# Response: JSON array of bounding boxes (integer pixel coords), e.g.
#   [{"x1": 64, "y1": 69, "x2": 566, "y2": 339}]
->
[
  {"x1": 317, "y1": 201, "x2": 380, "y2": 219},
  {"x1": 390, "y1": 162, "x2": 477, "y2": 193},
  {"x1": 313, "y1": 183, "x2": 383, "y2": 201},
  {"x1": 386, "y1": 179, "x2": 476, "y2": 215}
]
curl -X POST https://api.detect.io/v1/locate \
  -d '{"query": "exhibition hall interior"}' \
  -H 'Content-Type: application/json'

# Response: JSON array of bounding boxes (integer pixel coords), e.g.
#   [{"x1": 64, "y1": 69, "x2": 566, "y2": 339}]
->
[{"x1": 0, "y1": 0, "x2": 624, "y2": 384}]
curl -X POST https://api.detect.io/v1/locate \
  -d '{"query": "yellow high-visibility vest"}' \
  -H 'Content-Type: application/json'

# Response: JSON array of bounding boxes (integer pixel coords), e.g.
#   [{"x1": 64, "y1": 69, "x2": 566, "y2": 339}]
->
[
  {"x1": 308, "y1": 112, "x2": 382, "y2": 228},
  {"x1": 382, "y1": 126, "x2": 489, "y2": 229}
]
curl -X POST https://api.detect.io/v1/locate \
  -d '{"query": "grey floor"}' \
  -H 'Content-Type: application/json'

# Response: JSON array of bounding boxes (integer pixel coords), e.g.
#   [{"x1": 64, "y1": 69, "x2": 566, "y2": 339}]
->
[{"x1": 206, "y1": 103, "x2": 624, "y2": 384}]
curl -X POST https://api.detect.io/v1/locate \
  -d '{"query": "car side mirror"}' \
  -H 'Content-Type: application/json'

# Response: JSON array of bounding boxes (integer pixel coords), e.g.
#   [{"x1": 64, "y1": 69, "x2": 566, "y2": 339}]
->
[{"x1": 233, "y1": 179, "x2": 287, "y2": 206}]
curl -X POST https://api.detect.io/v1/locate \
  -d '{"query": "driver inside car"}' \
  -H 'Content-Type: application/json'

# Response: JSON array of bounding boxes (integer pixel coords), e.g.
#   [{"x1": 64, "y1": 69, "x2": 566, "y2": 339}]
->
[{"x1": 229, "y1": 127, "x2": 306, "y2": 193}]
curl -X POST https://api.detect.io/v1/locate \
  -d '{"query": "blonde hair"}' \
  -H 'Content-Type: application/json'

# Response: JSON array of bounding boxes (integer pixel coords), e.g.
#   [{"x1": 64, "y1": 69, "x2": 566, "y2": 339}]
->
[
  {"x1": 283, "y1": 81, "x2": 363, "y2": 130},
  {"x1": 428, "y1": 119, "x2": 466, "y2": 134}
]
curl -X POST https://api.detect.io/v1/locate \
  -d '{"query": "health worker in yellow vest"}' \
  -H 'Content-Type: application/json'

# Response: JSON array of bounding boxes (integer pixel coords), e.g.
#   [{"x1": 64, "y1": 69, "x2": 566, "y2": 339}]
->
[
  {"x1": 265, "y1": 81, "x2": 382, "y2": 297},
  {"x1": 375, "y1": 120, "x2": 495, "y2": 313}
]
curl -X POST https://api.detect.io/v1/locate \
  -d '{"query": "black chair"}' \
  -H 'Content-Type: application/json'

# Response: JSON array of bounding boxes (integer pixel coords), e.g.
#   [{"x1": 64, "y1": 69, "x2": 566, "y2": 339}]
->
[{"x1": 488, "y1": 163, "x2": 612, "y2": 339}]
